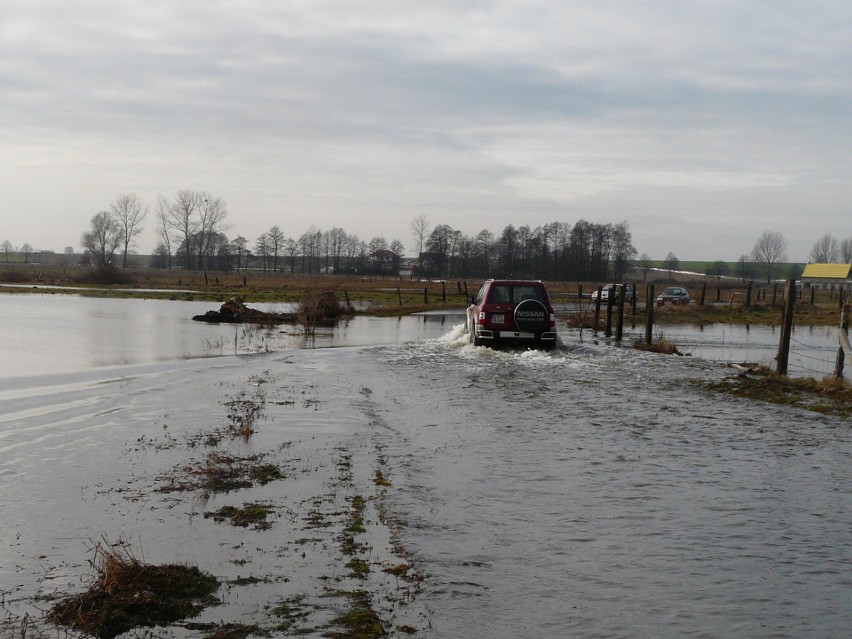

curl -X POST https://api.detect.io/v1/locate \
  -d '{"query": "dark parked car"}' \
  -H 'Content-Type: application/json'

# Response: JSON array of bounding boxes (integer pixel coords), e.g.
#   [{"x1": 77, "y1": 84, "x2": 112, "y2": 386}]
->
[
  {"x1": 466, "y1": 280, "x2": 557, "y2": 349},
  {"x1": 656, "y1": 286, "x2": 690, "y2": 306}
]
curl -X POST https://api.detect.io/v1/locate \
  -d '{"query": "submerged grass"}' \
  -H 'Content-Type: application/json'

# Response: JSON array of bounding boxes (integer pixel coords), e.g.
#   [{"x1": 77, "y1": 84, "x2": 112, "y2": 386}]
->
[
  {"x1": 48, "y1": 540, "x2": 218, "y2": 639},
  {"x1": 706, "y1": 367, "x2": 852, "y2": 417},
  {"x1": 325, "y1": 591, "x2": 386, "y2": 639},
  {"x1": 204, "y1": 502, "x2": 275, "y2": 530},
  {"x1": 158, "y1": 452, "x2": 284, "y2": 495}
]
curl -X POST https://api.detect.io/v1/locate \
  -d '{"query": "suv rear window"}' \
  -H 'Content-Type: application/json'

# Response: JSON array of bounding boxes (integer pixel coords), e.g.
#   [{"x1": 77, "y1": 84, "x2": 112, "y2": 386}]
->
[{"x1": 487, "y1": 284, "x2": 547, "y2": 304}]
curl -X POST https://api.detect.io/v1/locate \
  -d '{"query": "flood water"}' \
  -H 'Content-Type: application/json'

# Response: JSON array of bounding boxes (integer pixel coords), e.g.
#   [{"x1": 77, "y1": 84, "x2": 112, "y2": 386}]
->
[{"x1": 1, "y1": 295, "x2": 849, "y2": 638}]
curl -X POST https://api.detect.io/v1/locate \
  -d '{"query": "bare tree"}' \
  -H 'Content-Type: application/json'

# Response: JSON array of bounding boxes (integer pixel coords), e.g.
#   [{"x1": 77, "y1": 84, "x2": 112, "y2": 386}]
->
[
  {"x1": 663, "y1": 252, "x2": 679, "y2": 280},
  {"x1": 2, "y1": 240, "x2": 12, "y2": 262},
  {"x1": 737, "y1": 254, "x2": 753, "y2": 282},
  {"x1": 706, "y1": 260, "x2": 729, "y2": 280},
  {"x1": 475, "y1": 229, "x2": 494, "y2": 276},
  {"x1": 841, "y1": 237, "x2": 852, "y2": 264},
  {"x1": 230, "y1": 236, "x2": 248, "y2": 271},
  {"x1": 410, "y1": 214, "x2": 431, "y2": 273},
  {"x1": 810, "y1": 233, "x2": 839, "y2": 263},
  {"x1": 196, "y1": 194, "x2": 229, "y2": 269},
  {"x1": 284, "y1": 237, "x2": 299, "y2": 273},
  {"x1": 368, "y1": 236, "x2": 388, "y2": 254},
  {"x1": 20, "y1": 243, "x2": 33, "y2": 263},
  {"x1": 110, "y1": 194, "x2": 147, "y2": 267},
  {"x1": 255, "y1": 232, "x2": 271, "y2": 271},
  {"x1": 81, "y1": 211, "x2": 121, "y2": 267},
  {"x1": 610, "y1": 221, "x2": 636, "y2": 281},
  {"x1": 637, "y1": 253, "x2": 652, "y2": 281},
  {"x1": 267, "y1": 226, "x2": 285, "y2": 272},
  {"x1": 167, "y1": 190, "x2": 202, "y2": 269},
  {"x1": 751, "y1": 231, "x2": 787, "y2": 283},
  {"x1": 155, "y1": 196, "x2": 173, "y2": 269}
]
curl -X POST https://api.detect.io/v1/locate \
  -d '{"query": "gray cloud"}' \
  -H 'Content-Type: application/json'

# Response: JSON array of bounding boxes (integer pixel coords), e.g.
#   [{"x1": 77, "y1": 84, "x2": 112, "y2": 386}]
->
[{"x1": 1, "y1": 0, "x2": 850, "y2": 260}]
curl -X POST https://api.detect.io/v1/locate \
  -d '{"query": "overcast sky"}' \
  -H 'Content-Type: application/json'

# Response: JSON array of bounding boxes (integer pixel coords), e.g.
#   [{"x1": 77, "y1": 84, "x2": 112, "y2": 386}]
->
[{"x1": 1, "y1": 0, "x2": 849, "y2": 261}]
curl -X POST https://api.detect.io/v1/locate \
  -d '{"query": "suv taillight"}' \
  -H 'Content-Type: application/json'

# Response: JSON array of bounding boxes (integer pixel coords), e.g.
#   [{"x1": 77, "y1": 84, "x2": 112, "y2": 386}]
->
[{"x1": 477, "y1": 311, "x2": 486, "y2": 325}]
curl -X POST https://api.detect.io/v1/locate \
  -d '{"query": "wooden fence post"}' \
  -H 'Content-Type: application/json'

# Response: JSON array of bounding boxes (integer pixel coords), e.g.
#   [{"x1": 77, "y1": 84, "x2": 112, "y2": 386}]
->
[
  {"x1": 616, "y1": 285, "x2": 626, "y2": 341},
  {"x1": 746, "y1": 280, "x2": 753, "y2": 306},
  {"x1": 835, "y1": 304, "x2": 850, "y2": 378},
  {"x1": 605, "y1": 288, "x2": 615, "y2": 337},
  {"x1": 645, "y1": 283, "x2": 655, "y2": 345},
  {"x1": 776, "y1": 279, "x2": 796, "y2": 376},
  {"x1": 593, "y1": 285, "x2": 602, "y2": 333},
  {"x1": 424, "y1": 287, "x2": 428, "y2": 304},
  {"x1": 700, "y1": 282, "x2": 706, "y2": 307},
  {"x1": 442, "y1": 281, "x2": 446, "y2": 303},
  {"x1": 397, "y1": 286, "x2": 402, "y2": 306},
  {"x1": 631, "y1": 283, "x2": 637, "y2": 315}
]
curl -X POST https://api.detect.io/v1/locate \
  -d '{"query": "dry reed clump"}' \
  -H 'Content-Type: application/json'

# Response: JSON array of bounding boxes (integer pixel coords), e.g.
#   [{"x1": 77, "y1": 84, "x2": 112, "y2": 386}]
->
[
  {"x1": 48, "y1": 539, "x2": 218, "y2": 639},
  {"x1": 633, "y1": 338, "x2": 683, "y2": 355},
  {"x1": 224, "y1": 395, "x2": 265, "y2": 440},
  {"x1": 297, "y1": 289, "x2": 346, "y2": 335}
]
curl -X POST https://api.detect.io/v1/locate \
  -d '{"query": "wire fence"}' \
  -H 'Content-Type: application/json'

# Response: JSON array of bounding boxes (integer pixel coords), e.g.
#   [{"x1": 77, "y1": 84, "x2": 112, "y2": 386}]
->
[{"x1": 786, "y1": 336, "x2": 840, "y2": 377}]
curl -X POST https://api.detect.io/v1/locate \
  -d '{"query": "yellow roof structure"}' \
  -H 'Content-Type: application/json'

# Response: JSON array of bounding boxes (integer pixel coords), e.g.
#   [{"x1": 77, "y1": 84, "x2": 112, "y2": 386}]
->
[{"x1": 801, "y1": 263, "x2": 852, "y2": 279}]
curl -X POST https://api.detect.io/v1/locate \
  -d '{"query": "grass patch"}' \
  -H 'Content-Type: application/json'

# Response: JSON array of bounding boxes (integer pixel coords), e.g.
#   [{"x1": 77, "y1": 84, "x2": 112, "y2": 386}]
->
[
  {"x1": 346, "y1": 558, "x2": 371, "y2": 580},
  {"x1": 159, "y1": 452, "x2": 283, "y2": 495},
  {"x1": 204, "y1": 502, "x2": 275, "y2": 530},
  {"x1": 706, "y1": 367, "x2": 852, "y2": 417},
  {"x1": 269, "y1": 595, "x2": 313, "y2": 632},
  {"x1": 645, "y1": 301, "x2": 841, "y2": 327},
  {"x1": 48, "y1": 540, "x2": 218, "y2": 639},
  {"x1": 224, "y1": 394, "x2": 266, "y2": 440},
  {"x1": 325, "y1": 591, "x2": 385, "y2": 639},
  {"x1": 373, "y1": 469, "x2": 391, "y2": 487},
  {"x1": 199, "y1": 623, "x2": 264, "y2": 639},
  {"x1": 345, "y1": 495, "x2": 366, "y2": 535}
]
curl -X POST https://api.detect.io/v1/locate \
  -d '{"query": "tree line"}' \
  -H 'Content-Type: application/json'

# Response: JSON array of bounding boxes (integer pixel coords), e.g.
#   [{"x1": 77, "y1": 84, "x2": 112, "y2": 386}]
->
[
  {"x1": 74, "y1": 191, "x2": 640, "y2": 280},
  {"x1": 10, "y1": 191, "x2": 849, "y2": 283}
]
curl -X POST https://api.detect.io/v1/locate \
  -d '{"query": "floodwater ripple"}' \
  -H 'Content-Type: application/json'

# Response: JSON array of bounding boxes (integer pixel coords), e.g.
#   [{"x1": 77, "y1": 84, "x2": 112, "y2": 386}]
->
[
  {"x1": 0, "y1": 319, "x2": 848, "y2": 638},
  {"x1": 360, "y1": 325, "x2": 851, "y2": 638}
]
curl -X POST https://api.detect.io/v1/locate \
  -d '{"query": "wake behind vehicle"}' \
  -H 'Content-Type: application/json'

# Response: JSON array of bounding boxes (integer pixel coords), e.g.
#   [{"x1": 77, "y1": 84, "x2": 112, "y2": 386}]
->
[{"x1": 466, "y1": 280, "x2": 557, "y2": 349}]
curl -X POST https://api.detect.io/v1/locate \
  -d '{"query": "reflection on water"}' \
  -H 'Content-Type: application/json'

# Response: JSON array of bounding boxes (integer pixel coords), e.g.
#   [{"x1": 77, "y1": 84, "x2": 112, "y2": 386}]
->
[
  {"x1": 2, "y1": 294, "x2": 842, "y2": 380},
  {"x1": 0, "y1": 294, "x2": 466, "y2": 379}
]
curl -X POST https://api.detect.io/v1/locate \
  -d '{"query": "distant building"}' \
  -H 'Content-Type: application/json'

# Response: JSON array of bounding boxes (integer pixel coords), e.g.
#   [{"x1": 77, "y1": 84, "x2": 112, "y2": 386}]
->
[
  {"x1": 368, "y1": 249, "x2": 400, "y2": 275},
  {"x1": 801, "y1": 263, "x2": 852, "y2": 292}
]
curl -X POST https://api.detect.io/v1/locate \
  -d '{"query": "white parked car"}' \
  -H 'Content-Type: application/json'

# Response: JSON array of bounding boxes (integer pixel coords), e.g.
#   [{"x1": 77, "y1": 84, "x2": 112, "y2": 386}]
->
[{"x1": 591, "y1": 284, "x2": 635, "y2": 304}]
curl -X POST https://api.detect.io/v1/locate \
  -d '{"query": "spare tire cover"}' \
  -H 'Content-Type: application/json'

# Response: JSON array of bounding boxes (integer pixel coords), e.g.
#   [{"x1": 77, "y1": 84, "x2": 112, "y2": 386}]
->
[{"x1": 514, "y1": 299, "x2": 549, "y2": 333}]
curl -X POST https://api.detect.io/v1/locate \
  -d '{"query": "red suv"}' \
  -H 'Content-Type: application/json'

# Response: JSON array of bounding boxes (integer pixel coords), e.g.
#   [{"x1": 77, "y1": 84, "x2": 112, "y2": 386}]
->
[{"x1": 466, "y1": 280, "x2": 557, "y2": 349}]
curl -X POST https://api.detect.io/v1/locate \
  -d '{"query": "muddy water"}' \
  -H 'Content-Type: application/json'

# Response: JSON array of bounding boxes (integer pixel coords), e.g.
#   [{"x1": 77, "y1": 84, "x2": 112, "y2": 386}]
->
[
  {"x1": 1, "y1": 302, "x2": 850, "y2": 637},
  {"x1": 363, "y1": 328, "x2": 851, "y2": 637}
]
